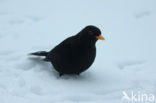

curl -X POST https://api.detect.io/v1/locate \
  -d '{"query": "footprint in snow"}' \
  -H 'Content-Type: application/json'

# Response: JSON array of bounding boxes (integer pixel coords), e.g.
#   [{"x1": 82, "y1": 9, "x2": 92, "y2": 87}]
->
[
  {"x1": 134, "y1": 11, "x2": 151, "y2": 19},
  {"x1": 118, "y1": 61, "x2": 146, "y2": 70},
  {"x1": 30, "y1": 86, "x2": 43, "y2": 95},
  {"x1": 0, "y1": 12, "x2": 8, "y2": 16}
]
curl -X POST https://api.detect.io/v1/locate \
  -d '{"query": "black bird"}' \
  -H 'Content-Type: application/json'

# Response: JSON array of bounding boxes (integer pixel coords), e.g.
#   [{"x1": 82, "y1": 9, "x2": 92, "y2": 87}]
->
[{"x1": 30, "y1": 25, "x2": 105, "y2": 76}]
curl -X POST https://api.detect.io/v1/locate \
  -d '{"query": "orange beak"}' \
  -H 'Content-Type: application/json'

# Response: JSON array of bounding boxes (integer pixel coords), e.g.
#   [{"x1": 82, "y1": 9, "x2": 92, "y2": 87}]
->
[{"x1": 96, "y1": 35, "x2": 105, "y2": 40}]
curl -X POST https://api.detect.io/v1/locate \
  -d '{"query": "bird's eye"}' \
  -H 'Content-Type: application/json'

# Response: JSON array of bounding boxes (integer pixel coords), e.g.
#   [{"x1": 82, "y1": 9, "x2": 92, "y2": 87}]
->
[{"x1": 88, "y1": 31, "x2": 93, "y2": 35}]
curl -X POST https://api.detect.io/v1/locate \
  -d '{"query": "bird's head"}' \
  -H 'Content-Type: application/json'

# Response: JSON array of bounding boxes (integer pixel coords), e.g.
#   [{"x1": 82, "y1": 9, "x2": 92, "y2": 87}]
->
[{"x1": 81, "y1": 25, "x2": 105, "y2": 42}]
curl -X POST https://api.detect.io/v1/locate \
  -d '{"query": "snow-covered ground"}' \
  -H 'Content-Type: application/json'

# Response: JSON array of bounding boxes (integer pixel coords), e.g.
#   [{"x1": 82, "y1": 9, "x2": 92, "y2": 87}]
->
[{"x1": 0, "y1": 0, "x2": 156, "y2": 103}]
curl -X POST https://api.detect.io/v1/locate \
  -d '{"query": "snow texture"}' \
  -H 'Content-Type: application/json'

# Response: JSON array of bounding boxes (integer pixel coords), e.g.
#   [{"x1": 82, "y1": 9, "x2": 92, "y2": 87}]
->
[{"x1": 0, "y1": 0, "x2": 156, "y2": 103}]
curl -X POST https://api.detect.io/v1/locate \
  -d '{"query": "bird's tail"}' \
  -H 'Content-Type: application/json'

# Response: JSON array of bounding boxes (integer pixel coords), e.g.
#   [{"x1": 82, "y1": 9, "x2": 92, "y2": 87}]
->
[{"x1": 29, "y1": 51, "x2": 48, "y2": 56}]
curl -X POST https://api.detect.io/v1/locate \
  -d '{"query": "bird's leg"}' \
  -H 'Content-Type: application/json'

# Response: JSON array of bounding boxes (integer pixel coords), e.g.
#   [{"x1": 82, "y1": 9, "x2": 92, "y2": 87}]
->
[{"x1": 59, "y1": 73, "x2": 63, "y2": 77}]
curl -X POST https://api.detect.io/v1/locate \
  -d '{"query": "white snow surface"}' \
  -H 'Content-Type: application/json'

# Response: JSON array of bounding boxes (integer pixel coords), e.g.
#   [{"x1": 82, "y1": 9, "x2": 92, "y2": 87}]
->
[{"x1": 0, "y1": 0, "x2": 156, "y2": 103}]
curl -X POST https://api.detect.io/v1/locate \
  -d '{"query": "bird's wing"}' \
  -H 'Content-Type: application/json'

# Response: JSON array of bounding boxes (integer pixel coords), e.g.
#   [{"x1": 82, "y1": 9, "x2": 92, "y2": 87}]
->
[
  {"x1": 59, "y1": 35, "x2": 80, "y2": 49},
  {"x1": 46, "y1": 35, "x2": 78, "y2": 60},
  {"x1": 60, "y1": 36, "x2": 76, "y2": 47}
]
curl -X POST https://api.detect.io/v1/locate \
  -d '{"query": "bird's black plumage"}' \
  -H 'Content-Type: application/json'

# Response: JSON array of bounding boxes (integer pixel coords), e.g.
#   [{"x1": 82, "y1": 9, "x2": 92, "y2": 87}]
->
[{"x1": 30, "y1": 25, "x2": 104, "y2": 76}]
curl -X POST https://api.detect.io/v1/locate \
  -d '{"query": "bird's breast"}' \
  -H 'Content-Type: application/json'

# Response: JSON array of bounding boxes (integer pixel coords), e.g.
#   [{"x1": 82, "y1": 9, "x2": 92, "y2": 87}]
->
[{"x1": 69, "y1": 46, "x2": 96, "y2": 66}]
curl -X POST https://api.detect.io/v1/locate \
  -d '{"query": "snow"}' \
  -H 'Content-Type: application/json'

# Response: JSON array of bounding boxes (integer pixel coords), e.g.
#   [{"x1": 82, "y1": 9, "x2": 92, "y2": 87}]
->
[{"x1": 0, "y1": 0, "x2": 156, "y2": 103}]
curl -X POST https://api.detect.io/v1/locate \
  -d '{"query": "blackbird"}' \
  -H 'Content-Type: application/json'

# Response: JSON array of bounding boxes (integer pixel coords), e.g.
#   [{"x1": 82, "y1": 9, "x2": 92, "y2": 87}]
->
[{"x1": 30, "y1": 25, "x2": 105, "y2": 76}]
